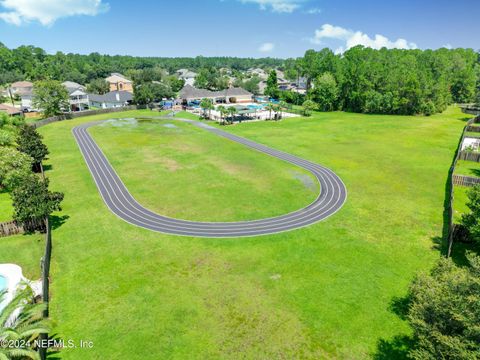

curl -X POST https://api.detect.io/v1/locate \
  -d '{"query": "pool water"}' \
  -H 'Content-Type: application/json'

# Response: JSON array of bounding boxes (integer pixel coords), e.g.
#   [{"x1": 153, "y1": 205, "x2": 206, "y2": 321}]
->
[{"x1": 0, "y1": 275, "x2": 6, "y2": 293}]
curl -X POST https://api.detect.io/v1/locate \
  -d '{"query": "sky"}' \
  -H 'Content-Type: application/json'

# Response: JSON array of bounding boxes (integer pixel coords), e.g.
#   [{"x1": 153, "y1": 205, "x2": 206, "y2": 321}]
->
[{"x1": 0, "y1": 0, "x2": 479, "y2": 58}]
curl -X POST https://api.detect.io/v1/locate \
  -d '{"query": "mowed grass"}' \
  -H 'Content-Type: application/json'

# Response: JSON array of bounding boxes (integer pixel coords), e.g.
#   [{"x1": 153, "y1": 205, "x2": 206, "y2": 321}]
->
[
  {"x1": 0, "y1": 189, "x2": 13, "y2": 222},
  {"x1": 0, "y1": 107, "x2": 471, "y2": 359},
  {"x1": 89, "y1": 118, "x2": 318, "y2": 221},
  {"x1": 454, "y1": 159, "x2": 480, "y2": 177}
]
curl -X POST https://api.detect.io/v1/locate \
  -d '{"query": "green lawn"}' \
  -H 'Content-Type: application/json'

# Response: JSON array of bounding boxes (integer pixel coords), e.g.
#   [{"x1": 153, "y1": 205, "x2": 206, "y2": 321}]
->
[
  {"x1": 0, "y1": 106, "x2": 471, "y2": 359},
  {"x1": 0, "y1": 189, "x2": 13, "y2": 222},
  {"x1": 453, "y1": 186, "x2": 470, "y2": 222},
  {"x1": 89, "y1": 118, "x2": 318, "y2": 221},
  {"x1": 454, "y1": 160, "x2": 480, "y2": 177}
]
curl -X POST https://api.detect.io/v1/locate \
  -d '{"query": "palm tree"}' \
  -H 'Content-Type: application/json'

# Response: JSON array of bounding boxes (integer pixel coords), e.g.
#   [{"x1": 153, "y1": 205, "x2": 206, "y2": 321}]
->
[
  {"x1": 199, "y1": 98, "x2": 214, "y2": 119},
  {"x1": 265, "y1": 103, "x2": 275, "y2": 120},
  {"x1": 279, "y1": 101, "x2": 288, "y2": 119},
  {"x1": 217, "y1": 105, "x2": 227, "y2": 125},
  {"x1": 0, "y1": 286, "x2": 50, "y2": 360},
  {"x1": 227, "y1": 107, "x2": 237, "y2": 124}
]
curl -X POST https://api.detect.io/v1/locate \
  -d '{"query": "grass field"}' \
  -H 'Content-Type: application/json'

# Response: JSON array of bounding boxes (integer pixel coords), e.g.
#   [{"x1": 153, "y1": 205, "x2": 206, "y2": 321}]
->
[
  {"x1": 0, "y1": 189, "x2": 13, "y2": 222},
  {"x1": 0, "y1": 107, "x2": 471, "y2": 359},
  {"x1": 454, "y1": 159, "x2": 480, "y2": 177},
  {"x1": 89, "y1": 118, "x2": 318, "y2": 221}
]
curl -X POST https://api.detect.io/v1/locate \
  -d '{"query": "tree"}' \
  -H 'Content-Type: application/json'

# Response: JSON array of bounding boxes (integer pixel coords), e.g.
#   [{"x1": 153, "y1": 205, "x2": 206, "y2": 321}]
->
[
  {"x1": 217, "y1": 105, "x2": 228, "y2": 125},
  {"x1": 16, "y1": 125, "x2": 49, "y2": 173},
  {"x1": 309, "y1": 72, "x2": 338, "y2": 111},
  {"x1": 302, "y1": 100, "x2": 317, "y2": 116},
  {"x1": 199, "y1": 98, "x2": 214, "y2": 119},
  {"x1": 32, "y1": 80, "x2": 69, "y2": 117},
  {"x1": 407, "y1": 254, "x2": 480, "y2": 360},
  {"x1": 265, "y1": 70, "x2": 279, "y2": 99},
  {"x1": 265, "y1": 103, "x2": 275, "y2": 120},
  {"x1": 0, "y1": 285, "x2": 50, "y2": 360},
  {"x1": 133, "y1": 82, "x2": 174, "y2": 105},
  {"x1": 86, "y1": 78, "x2": 109, "y2": 95},
  {"x1": 278, "y1": 101, "x2": 288, "y2": 119},
  {"x1": 227, "y1": 106, "x2": 237, "y2": 124},
  {"x1": 12, "y1": 176, "x2": 63, "y2": 227},
  {"x1": 461, "y1": 184, "x2": 480, "y2": 245},
  {"x1": 0, "y1": 147, "x2": 33, "y2": 191}
]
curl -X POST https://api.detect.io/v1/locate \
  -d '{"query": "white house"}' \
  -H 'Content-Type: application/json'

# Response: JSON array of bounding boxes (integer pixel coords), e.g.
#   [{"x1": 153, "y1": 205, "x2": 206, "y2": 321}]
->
[
  {"x1": 9, "y1": 81, "x2": 34, "y2": 111},
  {"x1": 176, "y1": 69, "x2": 197, "y2": 86},
  {"x1": 89, "y1": 91, "x2": 133, "y2": 109},
  {"x1": 62, "y1": 81, "x2": 89, "y2": 111}
]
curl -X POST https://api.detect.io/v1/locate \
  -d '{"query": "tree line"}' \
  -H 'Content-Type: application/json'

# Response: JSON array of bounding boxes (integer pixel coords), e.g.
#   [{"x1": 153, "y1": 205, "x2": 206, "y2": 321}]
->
[
  {"x1": 284, "y1": 47, "x2": 480, "y2": 115},
  {"x1": 0, "y1": 42, "x2": 283, "y2": 86}
]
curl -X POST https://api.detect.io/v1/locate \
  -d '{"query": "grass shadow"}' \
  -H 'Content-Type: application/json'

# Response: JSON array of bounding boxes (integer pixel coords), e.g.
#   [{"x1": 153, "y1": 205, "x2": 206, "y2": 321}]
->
[
  {"x1": 372, "y1": 295, "x2": 414, "y2": 359},
  {"x1": 42, "y1": 164, "x2": 53, "y2": 172},
  {"x1": 51, "y1": 214, "x2": 69, "y2": 230},
  {"x1": 470, "y1": 168, "x2": 480, "y2": 177},
  {"x1": 373, "y1": 335, "x2": 413, "y2": 360}
]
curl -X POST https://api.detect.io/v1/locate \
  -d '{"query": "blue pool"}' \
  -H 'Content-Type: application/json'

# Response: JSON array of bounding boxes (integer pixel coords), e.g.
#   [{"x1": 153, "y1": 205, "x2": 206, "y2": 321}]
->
[{"x1": 0, "y1": 275, "x2": 6, "y2": 293}]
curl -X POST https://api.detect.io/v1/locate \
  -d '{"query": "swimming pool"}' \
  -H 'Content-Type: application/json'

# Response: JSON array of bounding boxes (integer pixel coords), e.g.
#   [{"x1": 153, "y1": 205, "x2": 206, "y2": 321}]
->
[{"x1": 0, "y1": 275, "x2": 6, "y2": 292}]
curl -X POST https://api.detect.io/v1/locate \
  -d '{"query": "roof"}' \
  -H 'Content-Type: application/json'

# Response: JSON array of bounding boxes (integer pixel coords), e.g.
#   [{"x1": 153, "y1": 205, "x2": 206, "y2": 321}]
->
[
  {"x1": 62, "y1": 81, "x2": 86, "y2": 95},
  {"x1": 11, "y1": 81, "x2": 33, "y2": 88},
  {"x1": 179, "y1": 85, "x2": 253, "y2": 100},
  {"x1": 106, "y1": 73, "x2": 132, "y2": 84},
  {"x1": 88, "y1": 91, "x2": 133, "y2": 104},
  {"x1": 0, "y1": 104, "x2": 22, "y2": 115}
]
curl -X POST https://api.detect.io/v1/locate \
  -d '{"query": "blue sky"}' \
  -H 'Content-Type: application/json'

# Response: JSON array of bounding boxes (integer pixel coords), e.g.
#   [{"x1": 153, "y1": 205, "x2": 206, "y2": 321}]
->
[{"x1": 0, "y1": 0, "x2": 478, "y2": 58}]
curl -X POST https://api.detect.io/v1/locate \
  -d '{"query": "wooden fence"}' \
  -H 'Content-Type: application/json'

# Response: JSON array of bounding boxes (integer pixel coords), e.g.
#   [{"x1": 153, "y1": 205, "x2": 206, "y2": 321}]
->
[
  {"x1": 33, "y1": 105, "x2": 139, "y2": 128},
  {"x1": 458, "y1": 151, "x2": 480, "y2": 162},
  {"x1": 452, "y1": 174, "x2": 480, "y2": 187},
  {"x1": 446, "y1": 115, "x2": 479, "y2": 256},
  {"x1": 0, "y1": 219, "x2": 43, "y2": 237},
  {"x1": 466, "y1": 125, "x2": 480, "y2": 132}
]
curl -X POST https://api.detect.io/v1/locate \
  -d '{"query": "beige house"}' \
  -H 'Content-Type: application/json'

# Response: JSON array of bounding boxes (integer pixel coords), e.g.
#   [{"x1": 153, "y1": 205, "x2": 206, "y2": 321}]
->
[{"x1": 106, "y1": 73, "x2": 133, "y2": 93}]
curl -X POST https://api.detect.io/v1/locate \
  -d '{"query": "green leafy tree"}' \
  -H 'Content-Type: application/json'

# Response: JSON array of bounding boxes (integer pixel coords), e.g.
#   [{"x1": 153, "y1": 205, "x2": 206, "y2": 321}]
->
[
  {"x1": 86, "y1": 78, "x2": 109, "y2": 95},
  {"x1": 0, "y1": 285, "x2": 50, "y2": 360},
  {"x1": 265, "y1": 70, "x2": 279, "y2": 99},
  {"x1": 217, "y1": 105, "x2": 228, "y2": 125},
  {"x1": 265, "y1": 103, "x2": 275, "y2": 120},
  {"x1": 407, "y1": 254, "x2": 480, "y2": 360},
  {"x1": 227, "y1": 106, "x2": 237, "y2": 124},
  {"x1": 199, "y1": 98, "x2": 214, "y2": 119},
  {"x1": 461, "y1": 184, "x2": 480, "y2": 245},
  {"x1": 12, "y1": 176, "x2": 63, "y2": 227},
  {"x1": 309, "y1": 72, "x2": 338, "y2": 111},
  {"x1": 302, "y1": 100, "x2": 316, "y2": 116},
  {"x1": 0, "y1": 147, "x2": 33, "y2": 191},
  {"x1": 16, "y1": 125, "x2": 48, "y2": 173},
  {"x1": 32, "y1": 80, "x2": 69, "y2": 117}
]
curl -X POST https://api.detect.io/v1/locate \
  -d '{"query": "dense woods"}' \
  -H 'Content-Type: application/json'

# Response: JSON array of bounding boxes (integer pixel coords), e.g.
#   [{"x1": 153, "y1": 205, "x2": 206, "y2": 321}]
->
[
  {"x1": 1, "y1": 42, "x2": 479, "y2": 115},
  {"x1": 287, "y1": 47, "x2": 480, "y2": 115}
]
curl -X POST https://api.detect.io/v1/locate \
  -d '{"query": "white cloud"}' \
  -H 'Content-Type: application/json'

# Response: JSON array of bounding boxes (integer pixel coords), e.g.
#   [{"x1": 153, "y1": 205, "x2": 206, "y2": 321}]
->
[
  {"x1": 259, "y1": 42, "x2": 275, "y2": 53},
  {"x1": 0, "y1": 0, "x2": 109, "y2": 26},
  {"x1": 310, "y1": 24, "x2": 417, "y2": 53},
  {"x1": 239, "y1": 0, "x2": 303, "y2": 13},
  {"x1": 305, "y1": 8, "x2": 321, "y2": 14}
]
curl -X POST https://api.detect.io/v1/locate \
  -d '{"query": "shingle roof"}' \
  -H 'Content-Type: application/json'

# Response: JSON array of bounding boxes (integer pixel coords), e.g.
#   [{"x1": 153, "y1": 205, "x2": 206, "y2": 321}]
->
[
  {"x1": 179, "y1": 85, "x2": 253, "y2": 99},
  {"x1": 11, "y1": 81, "x2": 33, "y2": 88},
  {"x1": 0, "y1": 104, "x2": 22, "y2": 115},
  {"x1": 88, "y1": 91, "x2": 133, "y2": 104},
  {"x1": 106, "y1": 73, "x2": 132, "y2": 83}
]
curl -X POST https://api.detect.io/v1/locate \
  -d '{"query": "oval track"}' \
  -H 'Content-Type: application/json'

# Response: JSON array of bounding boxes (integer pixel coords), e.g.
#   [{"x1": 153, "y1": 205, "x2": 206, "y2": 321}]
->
[{"x1": 72, "y1": 118, "x2": 347, "y2": 237}]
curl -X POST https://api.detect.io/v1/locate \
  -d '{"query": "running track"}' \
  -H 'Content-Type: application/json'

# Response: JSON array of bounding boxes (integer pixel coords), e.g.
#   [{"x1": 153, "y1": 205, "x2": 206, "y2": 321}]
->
[{"x1": 72, "y1": 118, "x2": 347, "y2": 237}]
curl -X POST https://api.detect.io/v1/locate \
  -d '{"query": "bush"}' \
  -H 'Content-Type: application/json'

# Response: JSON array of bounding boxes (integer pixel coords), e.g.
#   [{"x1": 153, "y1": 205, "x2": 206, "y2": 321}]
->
[{"x1": 0, "y1": 129, "x2": 13, "y2": 146}]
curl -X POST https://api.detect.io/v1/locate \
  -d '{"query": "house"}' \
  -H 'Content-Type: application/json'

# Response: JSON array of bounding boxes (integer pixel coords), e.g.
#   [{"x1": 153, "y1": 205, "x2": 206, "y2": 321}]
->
[
  {"x1": 8, "y1": 81, "x2": 34, "y2": 111},
  {"x1": 62, "y1": 81, "x2": 89, "y2": 111},
  {"x1": 9, "y1": 81, "x2": 33, "y2": 95},
  {"x1": 176, "y1": 69, "x2": 197, "y2": 86},
  {"x1": 0, "y1": 104, "x2": 22, "y2": 116},
  {"x1": 105, "y1": 73, "x2": 133, "y2": 93},
  {"x1": 179, "y1": 85, "x2": 253, "y2": 104},
  {"x1": 89, "y1": 91, "x2": 133, "y2": 109}
]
